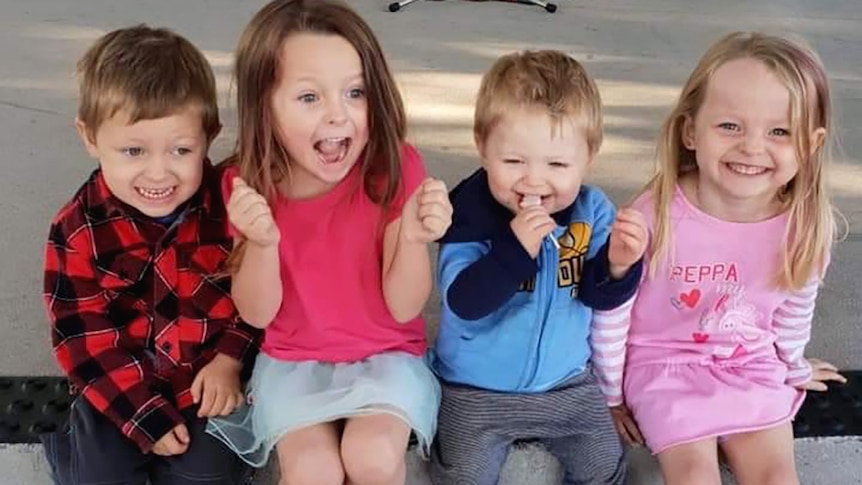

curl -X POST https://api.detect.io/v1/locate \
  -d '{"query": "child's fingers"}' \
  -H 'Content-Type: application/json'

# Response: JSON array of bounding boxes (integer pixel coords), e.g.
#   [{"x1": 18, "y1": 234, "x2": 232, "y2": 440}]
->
[
  {"x1": 154, "y1": 436, "x2": 179, "y2": 456},
  {"x1": 418, "y1": 199, "x2": 452, "y2": 221},
  {"x1": 421, "y1": 215, "x2": 448, "y2": 236},
  {"x1": 613, "y1": 219, "x2": 646, "y2": 236},
  {"x1": 616, "y1": 210, "x2": 647, "y2": 234},
  {"x1": 418, "y1": 190, "x2": 450, "y2": 209},
  {"x1": 190, "y1": 373, "x2": 204, "y2": 404},
  {"x1": 227, "y1": 182, "x2": 257, "y2": 207},
  {"x1": 245, "y1": 206, "x2": 275, "y2": 230},
  {"x1": 802, "y1": 380, "x2": 828, "y2": 392},
  {"x1": 524, "y1": 210, "x2": 554, "y2": 229},
  {"x1": 422, "y1": 178, "x2": 448, "y2": 195},
  {"x1": 532, "y1": 218, "x2": 556, "y2": 236},
  {"x1": 611, "y1": 221, "x2": 646, "y2": 241},
  {"x1": 613, "y1": 419, "x2": 635, "y2": 445},
  {"x1": 419, "y1": 192, "x2": 453, "y2": 214},
  {"x1": 198, "y1": 387, "x2": 217, "y2": 418},
  {"x1": 809, "y1": 358, "x2": 839, "y2": 372},
  {"x1": 154, "y1": 429, "x2": 185, "y2": 456},
  {"x1": 234, "y1": 196, "x2": 270, "y2": 221},
  {"x1": 624, "y1": 416, "x2": 644, "y2": 445},
  {"x1": 220, "y1": 393, "x2": 237, "y2": 417},
  {"x1": 615, "y1": 232, "x2": 644, "y2": 252},
  {"x1": 616, "y1": 208, "x2": 646, "y2": 225},
  {"x1": 208, "y1": 390, "x2": 227, "y2": 418},
  {"x1": 174, "y1": 424, "x2": 190, "y2": 445},
  {"x1": 814, "y1": 368, "x2": 847, "y2": 384}
]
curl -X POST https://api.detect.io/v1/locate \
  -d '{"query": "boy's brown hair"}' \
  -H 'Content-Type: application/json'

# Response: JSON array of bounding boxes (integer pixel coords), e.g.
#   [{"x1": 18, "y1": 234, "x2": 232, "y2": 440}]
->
[
  {"x1": 76, "y1": 25, "x2": 220, "y2": 142},
  {"x1": 474, "y1": 50, "x2": 603, "y2": 157}
]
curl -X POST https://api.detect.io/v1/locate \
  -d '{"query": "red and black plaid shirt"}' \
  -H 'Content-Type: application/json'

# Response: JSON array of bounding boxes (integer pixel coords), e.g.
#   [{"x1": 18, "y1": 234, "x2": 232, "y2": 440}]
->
[{"x1": 43, "y1": 161, "x2": 259, "y2": 453}]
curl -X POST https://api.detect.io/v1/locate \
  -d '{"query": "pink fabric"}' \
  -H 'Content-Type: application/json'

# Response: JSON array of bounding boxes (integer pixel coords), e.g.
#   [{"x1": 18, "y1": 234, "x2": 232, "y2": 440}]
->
[
  {"x1": 592, "y1": 186, "x2": 820, "y2": 453},
  {"x1": 222, "y1": 144, "x2": 428, "y2": 363}
]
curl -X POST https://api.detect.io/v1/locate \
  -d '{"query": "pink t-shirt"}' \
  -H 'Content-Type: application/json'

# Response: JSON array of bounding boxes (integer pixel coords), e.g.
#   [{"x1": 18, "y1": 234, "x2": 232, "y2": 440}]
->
[
  {"x1": 223, "y1": 144, "x2": 428, "y2": 363},
  {"x1": 591, "y1": 186, "x2": 820, "y2": 405}
]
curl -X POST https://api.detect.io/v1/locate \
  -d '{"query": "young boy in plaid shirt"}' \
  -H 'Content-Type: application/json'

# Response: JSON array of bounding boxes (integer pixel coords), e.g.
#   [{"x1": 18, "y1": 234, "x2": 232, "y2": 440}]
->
[{"x1": 41, "y1": 25, "x2": 259, "y2": 484}]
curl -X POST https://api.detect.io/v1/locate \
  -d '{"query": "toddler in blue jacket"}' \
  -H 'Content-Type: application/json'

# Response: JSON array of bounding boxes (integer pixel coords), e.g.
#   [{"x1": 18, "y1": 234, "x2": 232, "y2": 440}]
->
[{"x1": 428, "y1": 50, "x2": 647, "y2": 485}]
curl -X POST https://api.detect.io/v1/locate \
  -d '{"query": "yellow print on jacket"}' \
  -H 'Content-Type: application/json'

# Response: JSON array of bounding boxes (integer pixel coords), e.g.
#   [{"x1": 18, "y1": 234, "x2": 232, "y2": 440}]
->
[
  {"x1": 558, "y1": 222, "x2": 590, "y2": 297},
  {"x1": 517, "y1": 222, "x2": 590, "y2": 295}
]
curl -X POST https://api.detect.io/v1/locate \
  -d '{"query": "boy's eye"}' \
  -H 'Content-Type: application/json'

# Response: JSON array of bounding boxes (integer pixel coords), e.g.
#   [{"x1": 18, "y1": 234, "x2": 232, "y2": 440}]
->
[
  {"x1": 503, "y1": 158, "x2": 522, "y2": 164},
  {"x1": 122, "y1": 147, "x2": 144, "y2": 157},
  {"x1": 347, "y1": 87, "x2": 365, "y2": 99},
  {"x1": 174, "y1": 147, "x2": 193, "y2": 156},
  {"x1": 718, "y1": 122, "x2": 740, "y2": 132},
  {"x1": 549, "y1": 161, "x2": 569, "y2": 168},
  {"x1": 770, "y1": 128, "x2": 790, "y2": 137},
  {"x1": 298, "y1": 93, "x2": 318, "y2": 103}
]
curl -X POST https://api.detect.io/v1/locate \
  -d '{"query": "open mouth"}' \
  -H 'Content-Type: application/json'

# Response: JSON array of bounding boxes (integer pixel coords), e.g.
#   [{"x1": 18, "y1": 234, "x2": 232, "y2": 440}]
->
[
  {"x1": 518, "y1": 193, "x2": 549, "y2": 209},
  {"x1": 314, "y1": 137, "x2": 351, "y2": 165},
  {"x1": 725, "y1": 162, "x2": 769, "y2": 176},
  {"x1": 135, "y1": 186, "x2": 176, "y2": 200}
]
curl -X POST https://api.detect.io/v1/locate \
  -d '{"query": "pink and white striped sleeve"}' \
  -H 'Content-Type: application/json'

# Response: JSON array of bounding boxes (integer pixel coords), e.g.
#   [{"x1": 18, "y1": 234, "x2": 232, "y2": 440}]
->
[
  {"x1": 590, "y1": 295, "x2": 636, "y2": 407},
  {"x1": 774, "y1": 278, "x2": 820, "y2": 386}
]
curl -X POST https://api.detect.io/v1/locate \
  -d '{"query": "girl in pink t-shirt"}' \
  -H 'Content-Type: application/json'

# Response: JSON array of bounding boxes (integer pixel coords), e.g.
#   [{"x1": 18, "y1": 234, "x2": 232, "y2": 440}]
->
[
  {"x1": 591, "y1": 32, "x2": 846, "y2": 485},
  {"x1": 206, "y1": 1, "x2": 453, "y2": 483}
]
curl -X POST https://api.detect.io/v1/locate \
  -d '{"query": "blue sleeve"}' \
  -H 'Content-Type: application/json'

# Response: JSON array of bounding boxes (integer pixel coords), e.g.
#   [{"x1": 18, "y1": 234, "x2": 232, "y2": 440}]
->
[
  {"x1": 439, "y1": 229, "x2": 537, "y2": 321},
  {"x1": 577, "y1": 189, "x2": 643, "y2": 310}
]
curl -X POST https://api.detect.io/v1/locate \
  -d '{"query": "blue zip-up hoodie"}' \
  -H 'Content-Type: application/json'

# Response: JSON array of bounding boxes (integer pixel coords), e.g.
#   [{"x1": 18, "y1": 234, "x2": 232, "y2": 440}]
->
[{"x1": 430, "y1": 169, "x2": 642, "y2": 393}]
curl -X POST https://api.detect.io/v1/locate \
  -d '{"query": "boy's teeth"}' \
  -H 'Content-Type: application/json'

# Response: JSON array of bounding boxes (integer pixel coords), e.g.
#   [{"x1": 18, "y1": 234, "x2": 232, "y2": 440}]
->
[{"x1": 137, "y1": 187, "x2": 175, "y2": 199}]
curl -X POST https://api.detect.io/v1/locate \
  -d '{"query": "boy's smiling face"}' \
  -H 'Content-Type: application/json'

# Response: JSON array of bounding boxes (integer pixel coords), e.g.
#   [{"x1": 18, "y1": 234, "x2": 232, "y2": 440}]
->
[
  {"x1": 77, "y1": 104, "x2": 209, "y2": 217},
  {"x1": 478, "y1": 106, "x2": 593, "y2": 215}
]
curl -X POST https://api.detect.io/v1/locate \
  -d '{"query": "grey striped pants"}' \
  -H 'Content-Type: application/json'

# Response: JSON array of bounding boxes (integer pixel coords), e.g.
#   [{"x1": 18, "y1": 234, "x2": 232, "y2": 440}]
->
[{"x1": 429, "y1": 368, "x2": 626, "y2": 485}]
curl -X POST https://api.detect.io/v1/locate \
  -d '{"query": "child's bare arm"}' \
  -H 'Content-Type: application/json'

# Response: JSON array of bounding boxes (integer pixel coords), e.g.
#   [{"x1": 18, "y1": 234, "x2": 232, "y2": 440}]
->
[
  {"x1": 382, "y1": 178, "x2": 452, "y2": 322},
  {"x1": 228, "y1": 177, "x2": 282, "y2": 328}
]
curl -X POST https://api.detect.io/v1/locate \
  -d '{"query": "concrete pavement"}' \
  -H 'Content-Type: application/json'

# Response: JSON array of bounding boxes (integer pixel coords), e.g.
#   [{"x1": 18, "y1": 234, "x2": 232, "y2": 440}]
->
[{"x1": 0, "y1": 0, "x2": 859, "y2": 483}]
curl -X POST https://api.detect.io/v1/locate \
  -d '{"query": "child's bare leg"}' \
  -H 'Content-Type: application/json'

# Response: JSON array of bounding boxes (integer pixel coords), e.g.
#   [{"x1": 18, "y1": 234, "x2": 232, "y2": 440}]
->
[
  {"x1": 341, "y1": 414, "x2": 411, "y2": 485},
  {"x1": 657, "y1": 437, "x2": 722, "y2": 485},
  {"x1": 276, "y1": 422, "x2": 344, "y2": 485},
  {"x1": 721, "y1": 422, "x2": 799, "y2": 485}
]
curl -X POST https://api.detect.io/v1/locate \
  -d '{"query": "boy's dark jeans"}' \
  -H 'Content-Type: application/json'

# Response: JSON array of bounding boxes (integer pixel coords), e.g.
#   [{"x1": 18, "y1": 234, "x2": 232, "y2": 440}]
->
[{"x1": 41, "y1": 398, "x2": 251, "y2": 485}]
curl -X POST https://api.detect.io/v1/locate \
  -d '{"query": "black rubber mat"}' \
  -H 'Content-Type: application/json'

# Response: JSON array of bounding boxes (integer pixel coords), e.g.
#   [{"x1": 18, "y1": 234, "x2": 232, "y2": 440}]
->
[
  {"x1": 1, "y1": 373, "x2": 860, "y2": 443},
  {"x1": 794, "y1": 370, "x2": 862, "y2": 437},
  {"x1": 0, "y1": 376, "x2": 70, "y2": 443}
]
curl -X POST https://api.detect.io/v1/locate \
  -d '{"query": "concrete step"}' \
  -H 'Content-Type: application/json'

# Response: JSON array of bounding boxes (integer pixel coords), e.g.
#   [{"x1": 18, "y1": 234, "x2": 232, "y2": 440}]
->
[{"x1": 4, "y1": 438, "x2": 861, "y2": 485}]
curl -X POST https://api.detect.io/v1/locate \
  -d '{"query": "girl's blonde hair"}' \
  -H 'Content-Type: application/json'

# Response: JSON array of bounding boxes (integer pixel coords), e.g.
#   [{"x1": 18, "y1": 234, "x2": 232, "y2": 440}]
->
[
  {"x1": 647, "y1": 32, "x2": 835, "y2": 290},
  {"x1": 225, "y1": 0, "x2": 407, "y2": 271}
]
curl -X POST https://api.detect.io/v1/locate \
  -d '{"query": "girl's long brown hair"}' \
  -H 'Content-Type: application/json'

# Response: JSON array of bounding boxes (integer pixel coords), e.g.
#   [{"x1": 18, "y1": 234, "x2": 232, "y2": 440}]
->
[
  {"x1": 226, "y1": 0, "x2": 406, "y2": 270},
  {"x1": 646, "y1": 32, "x2": 836, "y2": 290}
]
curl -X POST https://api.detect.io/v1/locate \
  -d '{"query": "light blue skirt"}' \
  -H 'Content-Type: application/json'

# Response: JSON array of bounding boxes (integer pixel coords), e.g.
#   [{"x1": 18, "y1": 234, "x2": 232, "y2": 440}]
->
[{"x1": 205, "y1": 351, "x2": 441, "y2": 467}]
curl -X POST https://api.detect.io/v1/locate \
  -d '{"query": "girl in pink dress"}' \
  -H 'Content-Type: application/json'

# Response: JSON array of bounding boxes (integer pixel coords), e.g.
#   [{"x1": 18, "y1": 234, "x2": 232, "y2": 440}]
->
[{"x1": 591, "y1": 32, "x2": 846, "y2": 485}]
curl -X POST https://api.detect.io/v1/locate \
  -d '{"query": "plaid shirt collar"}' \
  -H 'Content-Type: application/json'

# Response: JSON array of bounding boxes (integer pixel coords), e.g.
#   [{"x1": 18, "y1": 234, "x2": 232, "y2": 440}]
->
[{"x1": 83, "y1": 158, "x2": 217, "y2": 224}]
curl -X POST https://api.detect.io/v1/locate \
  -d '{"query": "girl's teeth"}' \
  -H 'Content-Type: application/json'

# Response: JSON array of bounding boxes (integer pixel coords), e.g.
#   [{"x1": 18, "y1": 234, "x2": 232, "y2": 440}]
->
[
  {"x1": 727, "y1": 163, "x2": 767, "y2": 175},
  {"x1": 315, "y1": 138, "x2": 349, "y2": 164}
]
